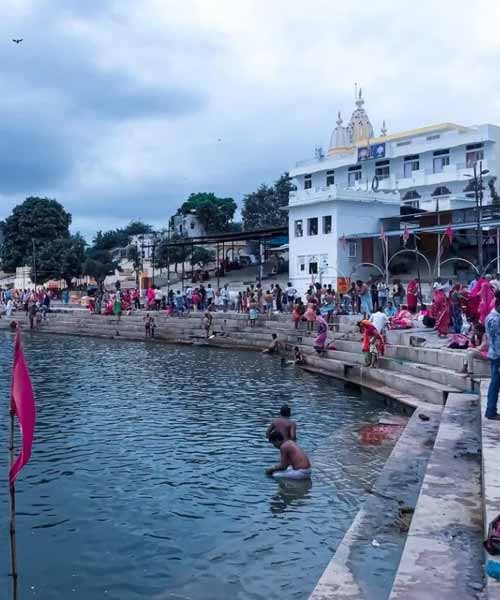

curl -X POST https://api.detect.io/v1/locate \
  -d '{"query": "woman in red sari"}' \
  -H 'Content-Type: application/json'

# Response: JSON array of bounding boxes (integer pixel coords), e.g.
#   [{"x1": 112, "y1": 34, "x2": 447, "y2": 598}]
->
[
  {"x1": 479, "y1": 278, "x2": 495, "y2": 324},
  {"x1": 431, "y1": 286, "x2": 450, "y2": 337},
  {"x1": 359, "y1": 320, "x2": 385, "y2": 356},
  {"x1": 407, "y1": 278, "x2": 419, "y2": 314}
]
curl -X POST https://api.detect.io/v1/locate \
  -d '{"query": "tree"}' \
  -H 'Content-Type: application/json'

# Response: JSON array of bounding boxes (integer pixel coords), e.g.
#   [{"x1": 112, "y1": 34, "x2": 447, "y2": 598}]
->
[
  {"x1": 124, "y1": 221, "x2": 153, "y2": 236},
  {"x1": 191, "y1": 246, "x2": 215, "y2": 267},
  {"x1": 1, "y1": 197, "x2": 71, "y2": 272},
  {"x1": 156, "y1": 233, "x2": 191, "y2": 273},
  {"x1": 242, "y1": 173, "x2": 292, "y2": 230},
  {"x1": 35, "y1": 234, "x2": 86, "y2": 287},
  {"x1": 127, "y1": 244, "x2": 143, "y2": 285},
  {"x1": 93, "y1": 221, "x2": 153, "y2": 251},
  {"x1": 179, "y1": 192, "x2": 236, "y2": 233},
  {"x1": 83, "y1": 247, "x2": 120, "y2": 291}
]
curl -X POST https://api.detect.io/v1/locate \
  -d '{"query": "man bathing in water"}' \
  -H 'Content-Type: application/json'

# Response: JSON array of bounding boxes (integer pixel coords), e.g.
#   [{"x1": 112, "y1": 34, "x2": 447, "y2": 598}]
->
[
  {"x1": 266, "y1": 430, "x2": 311, "y2": 479},
  {"x1": 262, "y1": 333, "x2": 280, "y2": 354},
  {"x1": 266, "y1": 404, "x2": 296, "y2": 441}
]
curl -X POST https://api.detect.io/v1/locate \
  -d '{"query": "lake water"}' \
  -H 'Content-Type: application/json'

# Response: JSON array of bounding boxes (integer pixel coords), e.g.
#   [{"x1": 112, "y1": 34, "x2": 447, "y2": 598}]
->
[{"x1": 0, "y1": 332, "x2": 397, "y2": 600}]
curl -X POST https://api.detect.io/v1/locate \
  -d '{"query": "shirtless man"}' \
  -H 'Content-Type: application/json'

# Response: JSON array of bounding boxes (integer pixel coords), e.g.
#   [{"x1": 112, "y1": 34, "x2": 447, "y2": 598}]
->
[
  {"x1": 262, "y1": 333, "x2": 280, "y2": 354},
  {"x1": 202, "y1": 311, "x2": 213, "y2": 339},
  {"x1": 266, "y1": 404, "x2": 296, "y2": 441},
  {"x1": 266, "y1": 430, "x2": 311, "y2": 479}
]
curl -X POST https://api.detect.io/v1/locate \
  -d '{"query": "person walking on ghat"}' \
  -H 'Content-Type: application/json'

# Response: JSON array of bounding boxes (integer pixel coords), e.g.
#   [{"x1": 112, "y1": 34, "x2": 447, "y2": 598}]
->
[{"x1": 485, "y1": 299, "x2": 500, "y2": 420}]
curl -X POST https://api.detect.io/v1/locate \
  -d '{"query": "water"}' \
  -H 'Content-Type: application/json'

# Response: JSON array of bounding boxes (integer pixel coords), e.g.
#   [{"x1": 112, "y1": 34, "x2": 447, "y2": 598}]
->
[{"x1": 0, "y1": 332, "x2": 397, "y2": 600}]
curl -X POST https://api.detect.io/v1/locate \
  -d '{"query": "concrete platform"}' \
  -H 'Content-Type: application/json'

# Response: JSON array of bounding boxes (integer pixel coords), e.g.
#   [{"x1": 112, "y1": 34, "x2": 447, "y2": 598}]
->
[{"x1": 389, "y1": 393, "x2": 484, "y2": 599}]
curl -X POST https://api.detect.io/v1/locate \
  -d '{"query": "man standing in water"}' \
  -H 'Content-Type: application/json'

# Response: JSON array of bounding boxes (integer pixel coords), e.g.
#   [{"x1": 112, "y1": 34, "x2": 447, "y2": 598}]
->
[
  {"x1": 266, "y1": 431, "x2": 311, "y2": 479},
  {"x1": 266, "y1": 404, "x2": 296, "y2": 441}
]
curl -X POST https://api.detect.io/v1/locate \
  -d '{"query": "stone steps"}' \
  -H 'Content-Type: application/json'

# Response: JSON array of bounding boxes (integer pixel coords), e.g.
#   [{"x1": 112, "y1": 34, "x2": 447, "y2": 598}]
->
[
  {"x1": 309, "y1": 405, "x2": 442, "y2": 600},
  {"x1": 389, "y1": 393, "x2": 484, "y2": 599},
  {"x1": 480, "y1": 381, "x2": 500, "y2": 599}
]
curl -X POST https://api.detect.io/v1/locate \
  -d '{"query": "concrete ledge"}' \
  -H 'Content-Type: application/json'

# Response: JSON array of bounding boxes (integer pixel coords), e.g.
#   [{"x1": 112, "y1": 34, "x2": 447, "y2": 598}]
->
[
  {"x1": 389, "y1": 393, "x2": 483, "y2": 599},
  {"x1": 480, "y1": 380, "x2": 500, "y2": 598}
]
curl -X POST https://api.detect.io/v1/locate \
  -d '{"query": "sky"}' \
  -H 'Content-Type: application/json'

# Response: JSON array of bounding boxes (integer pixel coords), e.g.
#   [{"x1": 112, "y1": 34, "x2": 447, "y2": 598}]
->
[{"x1": 1, "y1": 0, "x2": 500, "y2": 239}]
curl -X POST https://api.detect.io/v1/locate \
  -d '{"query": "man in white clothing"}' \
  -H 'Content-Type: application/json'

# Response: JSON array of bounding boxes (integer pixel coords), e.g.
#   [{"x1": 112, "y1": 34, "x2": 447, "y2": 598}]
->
[{"x1": 370, "y1": 306, "x2": 389, "y2": 334}]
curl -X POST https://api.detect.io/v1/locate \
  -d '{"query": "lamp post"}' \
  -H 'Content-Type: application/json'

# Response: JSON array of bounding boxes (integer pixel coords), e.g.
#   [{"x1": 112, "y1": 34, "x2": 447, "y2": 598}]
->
[{"x1": 465, "y1": 160, "x2": 489, "y2": 274}]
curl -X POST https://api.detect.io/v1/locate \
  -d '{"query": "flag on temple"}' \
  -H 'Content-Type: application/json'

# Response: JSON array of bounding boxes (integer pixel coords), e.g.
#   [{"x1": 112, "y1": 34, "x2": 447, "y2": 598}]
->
[
  {"x1": 445, "y1": 224, "x2": 453, "y2": 244},
  {"x1": 402, "y1": 224, "x2": 410, "y2": 246},
  {"x1": 380, "y1": 225, "x2": 386, "y2": 241},
  {"x1": 9, "y1": 330, "x2": 36, "y2": 484},
  {"x1": 340, "y1": 233, "x2": 348, "y2": 250}
]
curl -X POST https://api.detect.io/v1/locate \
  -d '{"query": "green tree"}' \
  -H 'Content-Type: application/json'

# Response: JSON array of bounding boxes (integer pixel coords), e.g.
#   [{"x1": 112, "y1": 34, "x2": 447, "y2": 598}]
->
[
  {"x1": 93, "y1": 221, "x2": 153, "y2": 251},
  {"x1": 179, "y1": 192, "x2": 236, "y2": 233},
  {"x1": 191, "y1": 246, "x2": 215, "y2": 267},
  {"x1": 156, "y1": 233, "x2": 191, "y2": 273},
  {"x1": 242, "y1": 173, "x2": 292, "y2": 230},
  {"x1": 35, "y1": 234, "x2": 87, "y2": 288},
  {"x1": 0, "y1": 197, "x2": 71, "y2": 272},
  {"x1": 83, "y1": 247, "x2": 120, "y2": 291},
  {"x1": 127, "y1": 244, "x2": 143, "y2": 285},
  {"x1": 124, "y1": 221, "x2": 153, "y2": 236}
]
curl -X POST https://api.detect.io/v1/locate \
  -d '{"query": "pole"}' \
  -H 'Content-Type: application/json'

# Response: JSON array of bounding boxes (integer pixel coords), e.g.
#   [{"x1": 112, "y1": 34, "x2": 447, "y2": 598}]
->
[
  {"x1": 152, "y1": 243, "x2": 156, "y2": 287},
  {"x1": 479, "y1": 160, "x2": 484, "y2": 274},
  {"x1": 216, "y1": 243, "x2": 220, "y2": 289},
  {"x1": 414, "y1": 234, "x2": 422, "y2": 302},
  {"x1": 497, "y1": 228, "x2": 500, "y2": 274},
  {"x1": 32, "y1": 239, "x2": 36, "y2": 290},
  {"x1": 166, "y1": 226, "x2": 171, "y2": 297},
  {"x1": 259, "y1": 241, "x2": 264, "y2": 285},
  {"x1": 9, "y1": 408, "x2": 18, "y2": 600}
]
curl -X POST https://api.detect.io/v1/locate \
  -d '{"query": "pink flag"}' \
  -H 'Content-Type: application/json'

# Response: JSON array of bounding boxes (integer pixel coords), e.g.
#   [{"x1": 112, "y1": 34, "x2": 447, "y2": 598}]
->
[
  {"x1": 9, "y1": 330, "x2": 36, "y2": 484},
  {"x1": 445, "y1": 224, "x2": 453, "y2": 244},
  {"x1": 402, "y1": 224, "x2": 410, "y2": 246}
]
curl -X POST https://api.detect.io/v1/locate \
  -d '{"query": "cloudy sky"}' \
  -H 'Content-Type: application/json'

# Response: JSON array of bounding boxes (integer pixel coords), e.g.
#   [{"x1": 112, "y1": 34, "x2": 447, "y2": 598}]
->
[{"x1": 1, "y1": 0, "x2": 500, "y2": 238}]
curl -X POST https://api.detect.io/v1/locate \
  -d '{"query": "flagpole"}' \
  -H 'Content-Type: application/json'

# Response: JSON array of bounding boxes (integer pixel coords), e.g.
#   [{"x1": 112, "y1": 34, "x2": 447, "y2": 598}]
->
[{"x1": 9, "y1": 407, "x2": 18, "y2": 600}]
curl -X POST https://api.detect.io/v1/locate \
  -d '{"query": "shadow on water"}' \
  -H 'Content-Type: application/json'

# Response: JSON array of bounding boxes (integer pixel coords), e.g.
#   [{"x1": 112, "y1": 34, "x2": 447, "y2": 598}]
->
[{"x1": 269, "y1": 479, "x2": 314, "y2": 514}]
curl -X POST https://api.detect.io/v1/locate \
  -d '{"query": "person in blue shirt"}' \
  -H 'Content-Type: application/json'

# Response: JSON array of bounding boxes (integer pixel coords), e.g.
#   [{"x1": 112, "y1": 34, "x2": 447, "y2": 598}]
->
[
  {"x1": 384, "y1": 301, "x2": 396, "y2": 318},
  {"x1": 485, "y1": 300, "x2": 500, "y2": 419}
]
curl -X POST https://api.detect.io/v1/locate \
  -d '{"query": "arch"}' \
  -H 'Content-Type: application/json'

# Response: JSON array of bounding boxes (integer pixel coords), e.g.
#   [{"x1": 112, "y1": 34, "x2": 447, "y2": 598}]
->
[
  {"x1": 431, "y1": 186, "x2": 451, "y2": 197},
  {"x1": 483, "y1": 258, "x2": 500, "y2": 276},
  {"x1": 349, "y1": 262, "x2": 385, "y2": 280},
  {"x1": 402, "y1": 190, "x2": 421, "y2": 201},
  {"x1": 439, "y1": 257, "x2": 479, "y2": 276},
  {"x1": 388, "y1": 249, "x2": 433, "y2": 281}
]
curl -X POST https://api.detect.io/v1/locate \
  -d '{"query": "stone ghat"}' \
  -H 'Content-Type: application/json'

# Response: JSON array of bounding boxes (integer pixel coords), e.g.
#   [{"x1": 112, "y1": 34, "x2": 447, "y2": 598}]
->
[{"x1": 0, "y1": 310, "x2": 493, "y2": 598}]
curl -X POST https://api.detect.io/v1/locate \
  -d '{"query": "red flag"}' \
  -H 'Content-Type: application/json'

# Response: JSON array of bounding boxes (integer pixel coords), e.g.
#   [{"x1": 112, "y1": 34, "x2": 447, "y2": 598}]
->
[
  {"x1": 402, "y1": 224, "x2": 410, "y2": 246},
  {"x1": 340, "y1": 233, "x2": 348, "y2": 250},
  {"x1": 380, "y1": 225, "x2": 386, "y2": 241},
  {"x1": 445, "y1": 224, "x2": 453, "y2": 243},
  {"x1": 9, "y1": 330, "x2": 36, "y2": 484}
]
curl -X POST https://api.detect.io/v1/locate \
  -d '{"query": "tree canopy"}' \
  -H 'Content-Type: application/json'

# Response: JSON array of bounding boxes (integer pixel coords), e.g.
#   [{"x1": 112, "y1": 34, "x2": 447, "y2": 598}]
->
[
  {"x1": 242, "y1": 173, "x2": 292, "y2": 231},
  {"x1": 1, "y1": 197, "x2": 72, "y2": 272},
  {"x1": 35, "y1": 235, "x2": 87, "y2": 287},
  {"x1": 93, "y1": 221, "x2": 153, "y2": 251},
  {"x1": 156, "y1": 233, "x2": 192, "y2": 273},
  {"x1": 179, "y1": 192, "x2": 236, "y2": 234},
  {"x1": 83, "y1": 247, "x2": 120, "y2": 291}
]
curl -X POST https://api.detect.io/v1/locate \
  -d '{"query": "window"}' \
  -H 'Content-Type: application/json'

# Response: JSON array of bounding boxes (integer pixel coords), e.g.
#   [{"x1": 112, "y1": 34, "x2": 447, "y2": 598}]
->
[
  {"x1": 396, "y1": 140, "x2": 411, "y2": 147},
  {"x1": 179, "y1": 224, "x2": 183, "y2": 234},
  {"x1": 309, "y1": 260, "x2": 318, "y2": 275},
  {"x1": 403, "y1": 190, "x2": 421, "y2": 201},
  {"x1": 304, "y1": 174, "x2": 312, "y2": 189},
  {"x1": 294, "y1": 219, "x2": 303, "y2": 237},
  {"x1": 431, "y1": 186, "x2": 451, "y2": 197},
  {"x1": 348, "y1": 241, "x2": 357, "y2": 258},
  {"x1": 190, "y1": 221, "x2": 195, "y2": 229},
  {"x1": 298, "y1": 256, "x2": 306, "y2": 273},
  {"x1": 403, "y1": 154, "x2": 420, "y2": 177},
  {"x1": 427, "y1": 134, "x2": 440, "y2": 141},
  {"x1": 307, "y1": 217, "x2": 318, "y2": 236},
  {"x1": 348, "y1": 165, "x2": 362, "y2": 187},
  {"x1": 433, "y1": 149, "x2": 450, "y2": 173},
  {"x1": 405, "y1": 200, "x2": 420, "y2": 210},
  {"x1": 326, "y1": 170, "x2": 335, "y2": 186},
  {"x1": 323, "y1": 215, "x2": 332, "y2": 234},
  {"x1": 466, "y1": 143, "x2": 484, "y2": 168},
  {"x1": 375, "y1": 159, "x2": 390, "y2": 180}
]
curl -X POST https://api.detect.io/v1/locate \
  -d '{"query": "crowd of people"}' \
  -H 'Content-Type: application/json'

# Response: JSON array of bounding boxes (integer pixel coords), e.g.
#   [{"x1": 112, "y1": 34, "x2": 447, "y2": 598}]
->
[{"x1": 0, "y1": 288, "x2": 52, "y2": 329}]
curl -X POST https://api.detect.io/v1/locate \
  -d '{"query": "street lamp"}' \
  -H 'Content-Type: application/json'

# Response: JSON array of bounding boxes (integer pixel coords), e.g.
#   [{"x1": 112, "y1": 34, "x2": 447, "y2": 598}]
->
[{"x1": 464, "y1": 160, "x2": 490, "y2": 273}]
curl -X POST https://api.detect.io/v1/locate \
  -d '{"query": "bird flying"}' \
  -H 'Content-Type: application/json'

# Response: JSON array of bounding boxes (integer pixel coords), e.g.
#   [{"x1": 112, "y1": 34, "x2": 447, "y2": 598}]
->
[{"x1": 12, "y1": 38, "x2": 23, "y2": 44}]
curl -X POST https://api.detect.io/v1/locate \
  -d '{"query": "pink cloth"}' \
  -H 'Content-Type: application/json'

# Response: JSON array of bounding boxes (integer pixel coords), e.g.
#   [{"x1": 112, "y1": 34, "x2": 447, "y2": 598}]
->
[
  {"x1": 10, "y1": 331, "x2": 36, "y2": 484},
  {"x1": 479, "y1": 282, "x2": 494, "y2": 324},
  {"x1": 432, "y1": 289, "x2": 450, "y2": 335}
]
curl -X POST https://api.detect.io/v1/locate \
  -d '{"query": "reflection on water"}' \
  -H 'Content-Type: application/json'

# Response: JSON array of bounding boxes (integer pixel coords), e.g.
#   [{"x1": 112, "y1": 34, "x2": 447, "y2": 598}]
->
[{"x1": 0, "y1": 332, "x2": 397, "y2": 600}]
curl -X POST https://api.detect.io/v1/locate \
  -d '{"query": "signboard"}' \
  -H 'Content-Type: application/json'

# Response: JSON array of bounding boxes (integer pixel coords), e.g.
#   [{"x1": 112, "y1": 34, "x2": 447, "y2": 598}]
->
[{"x1": 357, "y1": 142, "x2": 386, "y2": 162}]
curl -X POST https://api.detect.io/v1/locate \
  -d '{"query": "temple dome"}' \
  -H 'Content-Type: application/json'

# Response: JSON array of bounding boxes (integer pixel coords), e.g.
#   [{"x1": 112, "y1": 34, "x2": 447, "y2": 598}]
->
[{"x1": 349, "y1": 88, "x2": 374, "y2": 143}]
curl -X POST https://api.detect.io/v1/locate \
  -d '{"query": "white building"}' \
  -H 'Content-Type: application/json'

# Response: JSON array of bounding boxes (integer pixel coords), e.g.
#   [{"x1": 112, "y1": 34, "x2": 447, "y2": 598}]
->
[
  {"x1": 292, "y1": 88, "x2": 500, "y2": 213},
  {"x1": 171, "y1": 211, "x2": 206, "y2": 238},
  {"x1": 288, "y1": 88, "x2": 500, "y2": 290}
]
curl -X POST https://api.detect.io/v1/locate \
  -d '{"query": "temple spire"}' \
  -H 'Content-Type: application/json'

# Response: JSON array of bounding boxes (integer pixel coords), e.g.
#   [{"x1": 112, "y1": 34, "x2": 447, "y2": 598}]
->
[{"x1": 381, "y1": 120, "x2": 387, "y2": 136}]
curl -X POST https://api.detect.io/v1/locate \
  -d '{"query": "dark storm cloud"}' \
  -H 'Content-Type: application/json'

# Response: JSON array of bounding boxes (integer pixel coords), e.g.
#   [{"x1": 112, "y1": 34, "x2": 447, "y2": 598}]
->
[{"x1": 0, "y1": 3, "x2": 207, "y2": 198}]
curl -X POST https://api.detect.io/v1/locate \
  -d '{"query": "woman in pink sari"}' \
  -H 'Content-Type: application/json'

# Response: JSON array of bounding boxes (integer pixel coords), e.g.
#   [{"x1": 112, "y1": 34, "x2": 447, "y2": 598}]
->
[
  {"x1": 407, "y1": 278, "x2": 419, "y2": 314},
  {"x1": 431, "y1": 286, "x2": 450, "y2": 337},
  {"x1": 314, "y1": 313, "x2": 328, "y2": 352},
  {"x1": 479, "y1": 278, "x2": 495, "y2": 324}
]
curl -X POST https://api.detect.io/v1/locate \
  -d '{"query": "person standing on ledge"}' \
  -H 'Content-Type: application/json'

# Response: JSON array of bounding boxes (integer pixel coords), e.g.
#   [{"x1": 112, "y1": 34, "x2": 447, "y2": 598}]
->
[
  {"x1": 266, "y1": 404, "x2": 297, "y2": 441},
  {"x1": 266, "y1": 431, "x2": 311, "y2": 479},
  {"x1": 485, "y1": 299, "x2": 500, "y2": 420}
]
